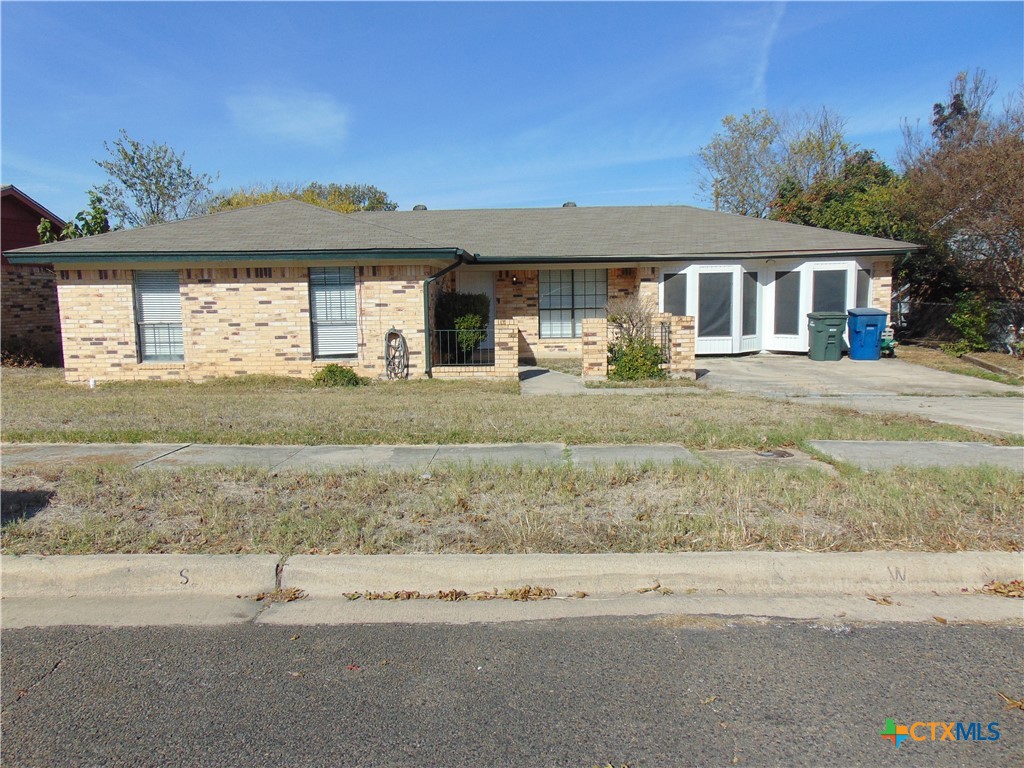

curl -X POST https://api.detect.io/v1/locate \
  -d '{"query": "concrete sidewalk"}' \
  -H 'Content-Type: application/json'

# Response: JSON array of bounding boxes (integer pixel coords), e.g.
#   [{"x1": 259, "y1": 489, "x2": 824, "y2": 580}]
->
[
  {"x1": 2, "y1": 552, "x2": 1021, "y2": 628},
  {"x1": 3, "y1": 440, "x2": 1022, "y2": 472}
]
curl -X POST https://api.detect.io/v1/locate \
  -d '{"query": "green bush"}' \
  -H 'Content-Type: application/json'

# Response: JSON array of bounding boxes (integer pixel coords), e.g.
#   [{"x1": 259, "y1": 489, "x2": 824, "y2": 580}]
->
[
  {"x1": 454, "y1": 313, "x2": 487, "y2": 353},
  {"x1": 608, "y1": 338, "x2": 666, "y2": 381},
  {"x1": 312, "y1": 364, "x2": 366, "y2": 387},
  {"x1": 941, "y1": 292, "x2": 990, "y2": 356}
]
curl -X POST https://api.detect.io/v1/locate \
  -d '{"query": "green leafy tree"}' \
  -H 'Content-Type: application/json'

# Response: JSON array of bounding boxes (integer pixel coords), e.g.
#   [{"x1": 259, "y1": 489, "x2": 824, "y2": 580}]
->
[
  {"x1": 209, "y1": 182, "x2": 398, "y2": 214},
  {"x1": 94, "y1": 129, "x2": 216, "y2": 228},
  {"x1": 38, "y1": 191, "x2": 113, "y2": 243},
  {"x1": 696, "y1": 107, "x2": 852, "y2": 217}
]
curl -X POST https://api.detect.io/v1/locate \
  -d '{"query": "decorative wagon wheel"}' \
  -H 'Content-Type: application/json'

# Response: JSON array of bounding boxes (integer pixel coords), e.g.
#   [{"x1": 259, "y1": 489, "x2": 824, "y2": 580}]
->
[{"x1": 384, "y1": 328, "x2": 409, "y2": 380}]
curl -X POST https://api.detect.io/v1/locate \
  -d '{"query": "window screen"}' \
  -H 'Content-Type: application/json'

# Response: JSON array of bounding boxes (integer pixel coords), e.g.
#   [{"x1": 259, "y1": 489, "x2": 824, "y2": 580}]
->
[
  {"x1": 742, "y1": 271, "x2": 758, "y2": 336},
  {"x1": 698, "y1": 272, "x2": 733, "y2": 337},
  {"x1": 812, "y1": 270, "x2": 848, "y2": 312},
  {"x1": 774, "y1": 271, "x2": 801, "y2": 335},
  {"x1": 135, "y1": 270, "x2": 183, "y2": 362},
  {"x1": 856, "y1": 268, "x2": 871, "y2": 307},
  {"x1": 539, "y1": 269, "x2": 607, "y2": 338},
  {"x1": 663, "y1": 273, "x2": 687, "y2": 316},
  {"x1": 309, "y1": 267, "x2": 357, "y2": 358}
]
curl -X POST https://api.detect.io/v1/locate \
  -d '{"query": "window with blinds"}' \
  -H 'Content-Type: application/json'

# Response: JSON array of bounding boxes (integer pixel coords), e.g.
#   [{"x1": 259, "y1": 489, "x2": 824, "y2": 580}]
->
[
  {"x1": 309, "y1": 267, "x2": 357, "y2": 358},
  {"x1": 134, "y1": 270, "x2": 184, "y2": 362},
  {"x1": 539, "y1": 269, "x2": 607, "y2": 338}
]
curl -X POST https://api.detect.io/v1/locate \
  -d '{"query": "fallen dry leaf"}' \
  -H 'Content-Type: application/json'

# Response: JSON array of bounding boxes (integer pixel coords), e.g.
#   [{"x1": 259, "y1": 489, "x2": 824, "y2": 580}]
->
[
  {"x1": 253, "y1": 587, "x2": 307, "y2": 603},
  {"x1": 866, "y1": 593, "x2": 894, "y2": 606},
  {"x1": 982, "y1": 580, "x2": 1024, "y2": 598},
  {"x1": 701, "y1": 696, "x2": 718, "y2": 705},
  {"x1": 933, "y1": 616, "x2": 947, "y2": 625},
  {"x1": 997, "y1": 691, "x2": 1024, "y2": 711}
]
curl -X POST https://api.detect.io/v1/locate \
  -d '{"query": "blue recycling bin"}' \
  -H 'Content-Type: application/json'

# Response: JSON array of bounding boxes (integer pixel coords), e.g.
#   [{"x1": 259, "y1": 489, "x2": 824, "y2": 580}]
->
[{"x1": 847, "y1": 308, "x2": 888, "y2": 361}]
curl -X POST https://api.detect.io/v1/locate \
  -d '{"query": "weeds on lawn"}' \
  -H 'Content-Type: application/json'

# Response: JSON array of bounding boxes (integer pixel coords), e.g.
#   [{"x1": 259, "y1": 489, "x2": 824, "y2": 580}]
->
[
  {"x1": 3, "y1": 368, "x2": 1011, "y2": 447},
  {"x1": 2, "y1": 462, "x2": 1020, "y2": 556}
]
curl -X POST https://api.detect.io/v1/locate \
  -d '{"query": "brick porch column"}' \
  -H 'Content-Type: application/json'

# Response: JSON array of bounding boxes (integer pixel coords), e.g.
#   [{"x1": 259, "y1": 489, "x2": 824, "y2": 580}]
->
[
  {"x1": 669, "y1": 315, "x2": 696, "y2": 379},
  {"x1": 493, "y1": 318, "x2": 519, "y2": 378},
  {"x1": 581, "y1": 317, "x2": 608, "y2": 380}
]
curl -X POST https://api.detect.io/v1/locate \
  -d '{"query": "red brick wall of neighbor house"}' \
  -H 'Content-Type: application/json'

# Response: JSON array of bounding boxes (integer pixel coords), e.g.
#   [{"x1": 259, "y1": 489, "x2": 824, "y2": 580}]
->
[{"x1": 1, "y1": 193, "x2": 64, "y2": 363}]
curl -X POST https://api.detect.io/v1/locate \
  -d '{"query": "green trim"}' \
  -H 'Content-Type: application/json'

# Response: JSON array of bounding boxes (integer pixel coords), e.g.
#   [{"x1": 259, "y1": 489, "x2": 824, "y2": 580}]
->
[{"x1": 6, "y1": 248, "x2": 473, "y2": 266}]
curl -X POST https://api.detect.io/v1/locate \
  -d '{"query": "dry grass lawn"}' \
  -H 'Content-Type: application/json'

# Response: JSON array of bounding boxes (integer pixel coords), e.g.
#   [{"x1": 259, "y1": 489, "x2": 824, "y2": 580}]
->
[
  {"x1": 897, "y1": 345, "x2": 1024, "y2": 386},
  {"x1": 1, "y1": 368, "x2": 1009, "y2": 448},
  {"x1": 2, "y1": 463, "x2": 1020, "y2": 555}
]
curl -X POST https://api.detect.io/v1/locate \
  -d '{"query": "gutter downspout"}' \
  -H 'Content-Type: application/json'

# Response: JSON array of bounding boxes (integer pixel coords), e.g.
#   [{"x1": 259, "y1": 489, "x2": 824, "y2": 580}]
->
[{"x1": 422, "y1": 252, "x2": 468, "y2": 377}]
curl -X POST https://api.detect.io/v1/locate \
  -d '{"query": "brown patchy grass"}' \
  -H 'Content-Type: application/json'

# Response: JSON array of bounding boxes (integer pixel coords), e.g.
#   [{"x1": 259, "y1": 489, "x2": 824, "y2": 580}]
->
[
  {"x1": 2, "y1": 463, "x2": 1020, "y2": 555},
  {"x1": 897, "y1": 345, "x2": 1024, "y2": 386},
  {"x1": 1, "y1": 368, "x2": 1011, "y2": 448}
]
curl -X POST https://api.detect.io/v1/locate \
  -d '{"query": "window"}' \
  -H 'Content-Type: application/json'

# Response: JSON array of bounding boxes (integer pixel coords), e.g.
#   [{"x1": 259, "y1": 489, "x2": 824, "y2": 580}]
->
[
  {"x1": 309, "y1": 267, "x2": 357, "y2": 358},
  {"x1": 774, "y1": 270, "x2": 801, "y2": 335},
  {"x1": 812, "y1": 270, "x2": 848, "y2": 312},
  {"x1": 742, "y1": 271, "x2": 758, "y2": 336},
  {"x1": 539, "y1": 269, "x2": 607, "y2": 338},
  {"x1": 663, "y1": 273, "x2": 687, "y2": 316},
  {"x1": 134, "y1": 270, "x2": 184, "y2": 362},
  {"x1": 698, "y1": 272, "x2": 733, "y2": 337}
]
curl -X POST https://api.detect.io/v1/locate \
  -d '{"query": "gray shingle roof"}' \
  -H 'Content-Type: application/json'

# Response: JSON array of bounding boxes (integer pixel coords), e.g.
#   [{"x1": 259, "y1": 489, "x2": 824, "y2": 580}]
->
[{"x1": 5, "y1": 198, "x2": 923, "y2": 262}]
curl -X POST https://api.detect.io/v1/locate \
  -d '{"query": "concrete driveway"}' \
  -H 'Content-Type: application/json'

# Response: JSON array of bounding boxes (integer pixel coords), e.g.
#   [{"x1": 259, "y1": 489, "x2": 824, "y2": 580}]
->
[{"x1": 700, "y1": 353, "x2": 1024, "y2": 437}]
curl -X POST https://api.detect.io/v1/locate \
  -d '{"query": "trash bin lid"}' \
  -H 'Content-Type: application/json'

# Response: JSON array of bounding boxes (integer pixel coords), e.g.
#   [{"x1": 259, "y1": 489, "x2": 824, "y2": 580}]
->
[
  {"x1": 807, "y1": 311, "x2": 850, "y2": 320},
  {"x1": 846, "y1": 307, "x2": 888, "y2": 316}
]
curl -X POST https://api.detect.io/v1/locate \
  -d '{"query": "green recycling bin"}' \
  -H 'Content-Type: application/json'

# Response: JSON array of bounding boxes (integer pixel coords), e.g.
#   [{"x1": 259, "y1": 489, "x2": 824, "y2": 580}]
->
[{"x1": 807, "y1": 312, "x2": 847, "y2": 361}]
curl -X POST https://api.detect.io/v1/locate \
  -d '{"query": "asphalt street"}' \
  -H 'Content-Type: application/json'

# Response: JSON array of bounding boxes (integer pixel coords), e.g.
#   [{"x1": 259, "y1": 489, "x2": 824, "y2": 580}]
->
[{"x1": 2, "y1": 617, "x2": 1021, "y2": 767}]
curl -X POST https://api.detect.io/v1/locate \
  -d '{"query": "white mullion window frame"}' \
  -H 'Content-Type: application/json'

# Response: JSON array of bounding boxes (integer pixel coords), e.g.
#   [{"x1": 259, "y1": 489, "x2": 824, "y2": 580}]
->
[
  {"x1": 134, "y1": 269, "x2": 184, "y2": 362},
  {"x1": 309, "y1": 266, "x2": 358, "y2": 359}
]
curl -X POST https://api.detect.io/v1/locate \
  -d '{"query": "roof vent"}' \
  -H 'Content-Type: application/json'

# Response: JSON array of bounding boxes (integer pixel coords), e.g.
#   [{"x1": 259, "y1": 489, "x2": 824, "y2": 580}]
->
[
  {"x1": 413, "y1": 204, "x2": 427, "y2": 211},
  {"x1": 562, "y1": 201, "x2": 577, "y2": 207}
]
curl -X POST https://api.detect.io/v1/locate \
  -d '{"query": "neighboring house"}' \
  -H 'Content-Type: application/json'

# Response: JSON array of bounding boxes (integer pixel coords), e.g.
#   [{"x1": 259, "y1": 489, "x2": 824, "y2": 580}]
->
[
  {"x1": 1, "y1": 185, "x2": 65, "y2": 364},
  {"x1": 4, "y1": 199, "x2": 923, "y2": 384}
]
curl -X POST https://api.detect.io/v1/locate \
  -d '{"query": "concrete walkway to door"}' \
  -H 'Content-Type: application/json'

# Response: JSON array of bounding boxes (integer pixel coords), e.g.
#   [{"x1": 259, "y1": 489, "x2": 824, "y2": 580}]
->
[{"x1": 699, "y1": 352, "x2": 1024, "y2": 437}]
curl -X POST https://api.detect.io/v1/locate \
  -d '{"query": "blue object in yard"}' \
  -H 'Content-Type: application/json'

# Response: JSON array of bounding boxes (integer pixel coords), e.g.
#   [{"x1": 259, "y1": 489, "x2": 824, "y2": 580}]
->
[{"x1": 847, "y1": 308, "x2": 889, "y2": 361}]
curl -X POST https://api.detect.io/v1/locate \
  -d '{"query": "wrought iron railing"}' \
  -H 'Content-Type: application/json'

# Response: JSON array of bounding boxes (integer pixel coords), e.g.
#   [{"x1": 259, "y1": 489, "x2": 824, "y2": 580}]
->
[{"x1": 434, "y1": 329, "x2": 495, "y2": 366}]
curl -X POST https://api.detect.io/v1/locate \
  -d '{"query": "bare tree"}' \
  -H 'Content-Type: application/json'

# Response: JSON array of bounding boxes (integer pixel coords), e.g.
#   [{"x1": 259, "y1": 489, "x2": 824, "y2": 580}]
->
[{"x1": 696, "y1": 107, "x2": 851, "y2": 218}]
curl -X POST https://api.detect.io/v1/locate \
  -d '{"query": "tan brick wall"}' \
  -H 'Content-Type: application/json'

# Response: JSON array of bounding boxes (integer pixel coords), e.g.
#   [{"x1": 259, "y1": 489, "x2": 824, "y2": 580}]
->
[
  {"x1": 180, "y1": 266, "x2": 310, "y2": 379},
  {"x1": 1, "y1": 264, "x2": 63, "y2": 364},
  {"x1": 872, "y1": 260, "x2": 893, "y2": 315},
  {"x1": 637, "y1": 266, "x2": 660, "y2": 307},
  {"x1": 56, "y1": 263, "x2": 443, "y2": 384},
  {"x1": 581, "y1": 317, "x2": 608, "y2": 380},
  {"x1": 57, "y1": 268, "x2": 139, "y2": 383},
  {"x1": 668, "y1": 315, "x2": 696, "y2": 379},
  {"x1": 495, "y1": 267, "x2": 636, "y2": 363},
  {"x1": 358, "y1": 264, "x2": 436, "y2": 378}
]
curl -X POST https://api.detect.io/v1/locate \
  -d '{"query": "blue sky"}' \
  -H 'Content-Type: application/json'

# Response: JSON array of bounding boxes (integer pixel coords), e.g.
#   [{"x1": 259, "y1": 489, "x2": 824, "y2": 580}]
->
[{"x1": 2, "y1": 1, "x2": 1022, "y2": 221}]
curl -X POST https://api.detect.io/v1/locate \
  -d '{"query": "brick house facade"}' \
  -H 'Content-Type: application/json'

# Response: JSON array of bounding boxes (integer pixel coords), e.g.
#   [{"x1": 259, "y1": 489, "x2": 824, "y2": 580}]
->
[
  {"x1": 1, "y1": 185, "x2": 66, "y2": 364},
  {"x1": 5, "y1": 200, "x2": 919, "y2": 384}
]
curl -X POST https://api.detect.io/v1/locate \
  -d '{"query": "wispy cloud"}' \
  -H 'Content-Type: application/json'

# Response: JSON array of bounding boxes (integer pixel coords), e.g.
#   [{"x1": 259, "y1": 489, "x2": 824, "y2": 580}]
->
[
  {"x1": 226, "y1": 88, "x2": 348, "y2": 146},
  {"x1": 752, "y1": 2, "x2": 787, "y2": 104}
]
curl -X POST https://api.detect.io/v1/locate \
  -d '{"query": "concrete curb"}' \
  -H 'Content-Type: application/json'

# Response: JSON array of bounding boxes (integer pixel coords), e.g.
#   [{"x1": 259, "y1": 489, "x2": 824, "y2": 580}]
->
[
  {"x1": 280, "y1": 552, "x2": 1023, "y2": 598},
  {"x1": 3, "y1": 552, "x2": 1020, "y2": 601},
  {"x1": 1, "y1": 554, "x2": 280, "y2": 597}
]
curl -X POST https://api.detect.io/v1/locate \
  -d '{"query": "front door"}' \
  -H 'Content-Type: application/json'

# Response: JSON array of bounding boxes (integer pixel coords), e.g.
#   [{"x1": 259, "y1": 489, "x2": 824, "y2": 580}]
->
[{"x1": 456, "y1": 270, "x2": 496, "y2": 349}]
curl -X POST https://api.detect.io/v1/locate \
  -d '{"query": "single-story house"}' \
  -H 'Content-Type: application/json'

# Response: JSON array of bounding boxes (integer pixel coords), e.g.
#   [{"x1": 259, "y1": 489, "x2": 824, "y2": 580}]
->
[
  {"x1": 4, "y1": 199, "x2": 923, "y2": 384},
  {"x1": 1, "y1": 184, "x2": 66, "y2": 364}
]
